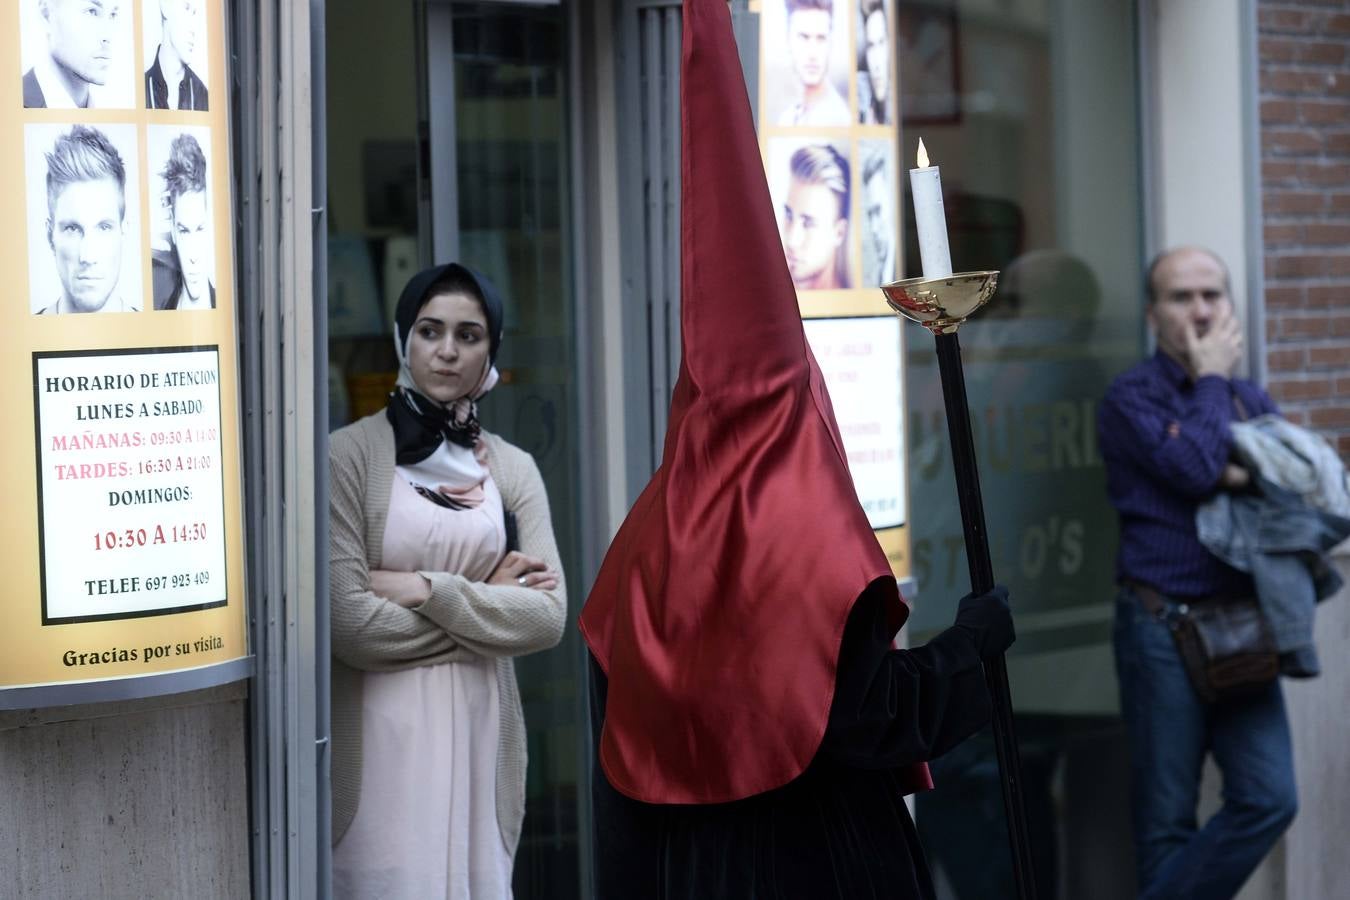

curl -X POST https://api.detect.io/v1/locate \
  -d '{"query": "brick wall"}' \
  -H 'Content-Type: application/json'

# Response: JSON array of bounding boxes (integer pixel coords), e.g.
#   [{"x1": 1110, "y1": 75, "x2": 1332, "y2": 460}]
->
[{"x1": 1259, "y1": 0, "x2": 1350, "y2": 457}]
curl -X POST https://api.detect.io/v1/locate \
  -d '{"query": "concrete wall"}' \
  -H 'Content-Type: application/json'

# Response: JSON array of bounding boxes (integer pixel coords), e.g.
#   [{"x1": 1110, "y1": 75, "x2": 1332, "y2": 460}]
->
[
  {"x1": 1150, "y1": 0, "x2": 1255, "y2": 327},
  {"x1": 1277, "y1": 552, "x2": 1350, "y2": 898},
  {"x1": 0, "y1": 683, "x2": 250, "y2": 898},
  {"x1": 1213, "y1": 552, "x2": 1350, "y2": 900}
]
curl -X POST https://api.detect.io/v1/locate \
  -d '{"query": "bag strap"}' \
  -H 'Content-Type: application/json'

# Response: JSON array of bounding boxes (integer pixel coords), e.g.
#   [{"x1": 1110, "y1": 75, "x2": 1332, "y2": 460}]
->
[{"x1": 1232, "y1": 390, "x2": 1250, "y2": 422}]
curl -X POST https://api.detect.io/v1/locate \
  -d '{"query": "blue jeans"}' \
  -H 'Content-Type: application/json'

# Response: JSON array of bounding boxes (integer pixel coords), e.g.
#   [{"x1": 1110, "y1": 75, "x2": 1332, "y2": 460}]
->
[{"x1": 1113, "y1": 586, "x2": 1297, "y2": 900}]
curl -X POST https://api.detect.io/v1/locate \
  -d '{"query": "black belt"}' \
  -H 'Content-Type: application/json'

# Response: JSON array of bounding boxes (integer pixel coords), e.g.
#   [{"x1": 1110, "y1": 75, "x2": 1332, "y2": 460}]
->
[{"x1": 1124, "y1": 580, "x2": 1251, "y2": 617}]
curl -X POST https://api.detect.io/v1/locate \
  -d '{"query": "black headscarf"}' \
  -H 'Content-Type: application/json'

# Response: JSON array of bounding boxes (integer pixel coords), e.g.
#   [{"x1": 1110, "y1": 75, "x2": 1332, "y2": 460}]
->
[{"x1": 386, "y1": 263, "x2": 505, "y2": 464}]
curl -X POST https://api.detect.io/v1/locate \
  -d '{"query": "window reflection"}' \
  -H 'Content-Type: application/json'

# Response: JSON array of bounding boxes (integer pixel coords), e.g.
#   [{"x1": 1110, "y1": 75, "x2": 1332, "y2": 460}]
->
[{"x1": 898, "y1": 2, "x2": 1144, "y2": 897}]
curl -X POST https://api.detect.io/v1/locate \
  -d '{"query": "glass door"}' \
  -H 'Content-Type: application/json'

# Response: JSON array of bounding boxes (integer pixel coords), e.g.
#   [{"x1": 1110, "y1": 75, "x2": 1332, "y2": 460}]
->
[
  {"x1": 439, "y1": 5, "x2": 585, "y2": 897},
  {"x1": 326, "y1": 1, "x2": 585, "y2": 896},
  {"x1": 894, "y1": 2, "x2": 1146, "y2": 897}
]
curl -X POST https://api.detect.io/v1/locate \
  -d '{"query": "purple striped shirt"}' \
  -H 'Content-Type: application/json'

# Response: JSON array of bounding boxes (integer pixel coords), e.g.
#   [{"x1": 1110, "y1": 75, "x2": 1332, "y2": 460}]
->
[{"x1": 1098, "y1": 352, "x2": 1279, "y2": 598}]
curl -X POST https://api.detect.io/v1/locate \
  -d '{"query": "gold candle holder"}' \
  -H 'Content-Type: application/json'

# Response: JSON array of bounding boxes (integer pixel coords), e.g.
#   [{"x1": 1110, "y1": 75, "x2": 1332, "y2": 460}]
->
[{"x1": 879, "y1": 270, "x2": 1000, "y2": 335}]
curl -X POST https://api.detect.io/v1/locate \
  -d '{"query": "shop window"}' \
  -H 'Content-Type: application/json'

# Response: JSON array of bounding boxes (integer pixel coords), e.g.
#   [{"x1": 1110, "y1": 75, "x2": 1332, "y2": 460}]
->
[{"x1": 895, "y1": 2, "x2": 1145, "y2": 897}]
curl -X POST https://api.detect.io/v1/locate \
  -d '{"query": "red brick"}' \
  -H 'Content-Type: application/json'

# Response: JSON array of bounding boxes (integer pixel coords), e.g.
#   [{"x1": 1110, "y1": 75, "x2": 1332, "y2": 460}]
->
[
  {"x1": 1305, "y1": 223, "x2": 1350, "y2": 244},
  {"x1": 1332, "y1": 256, "x2": 1350, "y2": 277},
  {"x1": 1337, "y1": 434, "x2": 1350, "y2": 457},
  {"x1": 1332, "y1": 193, "x2": 1350, "y2": 213},
  {"x1": 1263, "y1": 159, "x2": 1301, "y2": 184},
  {"x1": 1302, "y1": 162, "x2": 1350, "y2": 186},
  {"x1": 1268, "y1": 318, "x2": 1280, "y2": 341},
  {"x1": 1265, "y1": 191, "x2": 1326, "y2": 214},
  {"x1": 1279, "y1": 314, "x2": 1350, "y2": 338},
  {"x1": 1263, "y1": 99, "x2": 1300, "y2": 124},
  {"x1": 1260, "y1": 8, "x2": 1314, "y2": 32},
  {"x1": 1269, "y1": 377, "x2": 1334, "y2": 402},
  {"x1": 1269, "y1": 347, "x2": 1308, "y2": 370},
  {"x1": 1261, "y1": 37, "x2": 1300, "y2": 63},
  {"x1": 1261, "y1": 69, "x2": 1304, "y2": 94},
  {"x1": 1269, "y1": 254, "x2": 1334, "y2": 278},
  {"x1": 1308, "y1": 345, "x2": 1350, "y2": 367},
  {"x1": 1279, "y1": 316, "x2": 1327, "y2": 339},
  {"x1": 1265, "y1": 128, "x2": 1324, "y2": 155},
  {"x1": 1299, "y1": 42, "x2": 1348, "y2": 66},
  {"x1": 1308, "y1": 285, "x2": 1350, "y2": 307},
  {"x1": 1338, "y1": 376, "x2": 1350, "y2": 394},
  {"x1": 1285, "y1": 408, "x2": 1311, "y2": 428},
  {"x1": 1310, "y1": 406, "x2": 1350, "y2": 428},
  {"x1": 1263, "y1": 69, "x2": 1350, "y2": 98},
  {"x1": 1265, "y1": 285, "x2": 1304, "y2": 307},
  {"x1": 1264, "y1": 223, "x2": 1303, "y2": 245},
  {"x1": 1299, "y1": 99, "x2": 1350, "y2": 125},
  {"x1": 1276, "y1": 0, "x2": 1350, "y2": 7},
  {"x1": 1327, "y1": 131, "x2": 1350, "y2": 154},
  {"x1": 1328, "y1": 14, "x2": 1350, "y2": 35}
]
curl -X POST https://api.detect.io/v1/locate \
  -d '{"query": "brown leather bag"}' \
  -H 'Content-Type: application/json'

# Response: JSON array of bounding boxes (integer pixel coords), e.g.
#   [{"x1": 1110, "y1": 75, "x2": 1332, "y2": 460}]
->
[{"x1": 1134, "y1": 585, "x2": 1279, "y2": 703}]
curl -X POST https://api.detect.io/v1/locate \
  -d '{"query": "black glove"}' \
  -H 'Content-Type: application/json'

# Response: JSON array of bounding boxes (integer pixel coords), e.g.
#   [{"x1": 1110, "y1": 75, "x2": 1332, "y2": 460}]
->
[{"x1": 952, "y1": 584, "x2": 1015, "y2": 660}]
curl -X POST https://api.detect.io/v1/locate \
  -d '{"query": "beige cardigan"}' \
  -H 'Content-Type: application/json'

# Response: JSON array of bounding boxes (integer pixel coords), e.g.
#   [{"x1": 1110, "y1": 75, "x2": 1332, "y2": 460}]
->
[{"x1": 328, "y1": 411, "x2": 568, "y2": 848}]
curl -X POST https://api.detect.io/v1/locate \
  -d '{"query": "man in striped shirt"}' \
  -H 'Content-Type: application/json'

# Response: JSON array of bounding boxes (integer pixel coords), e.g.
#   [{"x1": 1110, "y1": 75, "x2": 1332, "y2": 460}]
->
[{"x1": 1098, "y1": 247, "x2": 1296, "y2": 900}]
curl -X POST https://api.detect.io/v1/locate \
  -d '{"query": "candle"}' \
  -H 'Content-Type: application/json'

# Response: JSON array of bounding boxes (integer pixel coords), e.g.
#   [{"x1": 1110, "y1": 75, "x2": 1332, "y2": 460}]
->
[{"x1": 908, "y1": 138, "x2": 953, "y2": 279}]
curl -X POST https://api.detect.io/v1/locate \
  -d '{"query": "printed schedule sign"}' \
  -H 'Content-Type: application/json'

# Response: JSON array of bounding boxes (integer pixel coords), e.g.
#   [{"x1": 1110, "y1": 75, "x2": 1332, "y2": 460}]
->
[
  {"x1": 803, "y1": 317, "x2": 905, "y2": 530},
  {"x1": 34, "y1": 348, "x2": 227, "y2": 623},
  {"x1": 753, "y1": 0, "x2": 911, "y2": 579},
  {"x1": 1, "y1": 0, "x2": 246, "y2": 700}
]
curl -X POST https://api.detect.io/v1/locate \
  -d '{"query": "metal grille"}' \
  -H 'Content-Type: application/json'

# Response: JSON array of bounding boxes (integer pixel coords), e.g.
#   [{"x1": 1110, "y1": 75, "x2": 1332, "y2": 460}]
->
[{"x1": 636, "y1": 1, "x2": 683, "y2": 465}]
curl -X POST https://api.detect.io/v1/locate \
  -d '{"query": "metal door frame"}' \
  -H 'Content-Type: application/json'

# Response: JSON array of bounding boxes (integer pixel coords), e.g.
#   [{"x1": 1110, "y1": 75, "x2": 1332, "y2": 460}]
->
[{"x1": 230, "y1": 0, "x2": 329, "y2": 894}]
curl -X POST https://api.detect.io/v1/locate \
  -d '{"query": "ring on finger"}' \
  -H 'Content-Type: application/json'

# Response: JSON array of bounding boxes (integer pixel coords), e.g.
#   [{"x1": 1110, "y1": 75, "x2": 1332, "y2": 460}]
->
[{"x1": 517, "y1": 575, "x2": 528, "y2": 586}]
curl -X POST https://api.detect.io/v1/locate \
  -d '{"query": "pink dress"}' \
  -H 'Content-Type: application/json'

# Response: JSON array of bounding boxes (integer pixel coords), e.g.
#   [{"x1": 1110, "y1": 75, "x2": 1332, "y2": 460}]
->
[{"x1": 332, "y1": 468, "x2": 513, "y2": 899}]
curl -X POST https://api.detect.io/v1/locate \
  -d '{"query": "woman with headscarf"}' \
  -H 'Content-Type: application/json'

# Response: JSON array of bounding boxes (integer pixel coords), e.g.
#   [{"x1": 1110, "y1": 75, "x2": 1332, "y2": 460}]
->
[{"x1": 328, "y1": 263, "x2": 567, "y2": 897}]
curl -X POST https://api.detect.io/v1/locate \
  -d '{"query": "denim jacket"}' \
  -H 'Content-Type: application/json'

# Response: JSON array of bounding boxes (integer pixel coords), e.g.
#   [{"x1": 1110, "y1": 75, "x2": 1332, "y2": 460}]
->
[
  {"x1": 1230, "y1": 415, "x2": 1350, "y2": 517},
  {"x1": 1197, "y1": 473, "x2": 1350, "y2": 677}
]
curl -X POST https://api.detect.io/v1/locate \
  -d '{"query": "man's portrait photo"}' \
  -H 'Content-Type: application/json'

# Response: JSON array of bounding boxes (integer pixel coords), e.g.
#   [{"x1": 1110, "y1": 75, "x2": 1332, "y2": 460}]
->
[
  {"x1": 148, "y1": 127, "x2": 215, "y2": 310},
  {"x1": 25, "y1": 123, "x2": 143, "y2": 315},
  {"x1": 20, "y1": 0, "x2": 136, "y2": 109},
  {"x1": 763, "y1": 0, "x2": 852, "y2": 128},
  {"x1": 143, "y1": 0, "x2": 209, "y2": 110},
  {"x1": 769, "y1": 138, "x2": 854, "y2": 291},
  {"x1": 857, "y1": 0, "x2": 894, "y2": 125},
  {"x1": 860, "y1": 139, "x2": 896, "y2": 287}
]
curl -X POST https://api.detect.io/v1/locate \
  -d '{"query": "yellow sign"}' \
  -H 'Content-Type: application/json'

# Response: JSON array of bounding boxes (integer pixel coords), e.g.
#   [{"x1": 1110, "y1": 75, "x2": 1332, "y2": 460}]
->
[
  {"x1": 757, "y1": 0, "x2": 911, "y2": 579},
  {"x1": 2, "y1": 0, "x2": 247, "y2": 696}
]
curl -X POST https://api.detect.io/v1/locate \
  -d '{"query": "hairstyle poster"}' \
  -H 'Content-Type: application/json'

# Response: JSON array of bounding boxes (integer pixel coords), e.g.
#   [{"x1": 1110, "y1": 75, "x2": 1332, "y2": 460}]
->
[
  {"x1": 0, "y1": 0, "x2": 246, "y2": 702},
  {"x1": 755, "y1": 0, "x2": 910, "y2": 580}
]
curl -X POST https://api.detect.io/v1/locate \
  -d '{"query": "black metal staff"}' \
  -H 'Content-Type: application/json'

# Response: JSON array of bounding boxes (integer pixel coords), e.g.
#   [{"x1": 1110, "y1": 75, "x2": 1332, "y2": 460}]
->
[{"x1": 882, "y1": 271, "x2": 1039, "y2": 900}]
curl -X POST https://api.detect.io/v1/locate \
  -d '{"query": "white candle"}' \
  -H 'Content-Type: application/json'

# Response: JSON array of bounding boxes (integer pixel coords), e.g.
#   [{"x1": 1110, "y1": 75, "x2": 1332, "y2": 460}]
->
[{"x1": 908, "y1": 138, "x2": 953, "y2": 279}]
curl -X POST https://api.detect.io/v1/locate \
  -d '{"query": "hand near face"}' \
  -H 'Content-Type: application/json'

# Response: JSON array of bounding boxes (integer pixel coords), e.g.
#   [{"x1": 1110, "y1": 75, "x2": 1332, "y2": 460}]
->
[{"x1": 1185, "y1": 306, "x2": 1243, "y2": 380}]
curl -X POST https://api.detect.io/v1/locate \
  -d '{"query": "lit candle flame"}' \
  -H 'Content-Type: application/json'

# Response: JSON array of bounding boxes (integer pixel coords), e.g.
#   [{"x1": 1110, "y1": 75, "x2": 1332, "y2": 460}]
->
[{"x1": 916, "y1": 138, "x2": 930, "y2": 169}]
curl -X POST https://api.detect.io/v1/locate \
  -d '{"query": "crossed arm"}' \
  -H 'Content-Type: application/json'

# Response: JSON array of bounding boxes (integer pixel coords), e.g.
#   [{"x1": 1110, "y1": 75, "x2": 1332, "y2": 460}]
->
[{"x1": 329, "y1": 436, "x2": 567, "y2": 672}]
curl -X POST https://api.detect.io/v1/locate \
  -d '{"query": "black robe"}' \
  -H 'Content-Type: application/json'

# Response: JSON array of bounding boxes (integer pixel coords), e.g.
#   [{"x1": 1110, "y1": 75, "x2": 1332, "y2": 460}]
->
[{"x1": 588, "y1": 582, "x2": 994, "y2": 899}]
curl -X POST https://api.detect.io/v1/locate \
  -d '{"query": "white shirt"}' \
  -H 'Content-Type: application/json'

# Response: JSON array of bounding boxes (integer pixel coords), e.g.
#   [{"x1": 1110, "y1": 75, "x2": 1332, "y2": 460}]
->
[{"x1": 777, "y1": 87, "x2": 851, "y2": 127}]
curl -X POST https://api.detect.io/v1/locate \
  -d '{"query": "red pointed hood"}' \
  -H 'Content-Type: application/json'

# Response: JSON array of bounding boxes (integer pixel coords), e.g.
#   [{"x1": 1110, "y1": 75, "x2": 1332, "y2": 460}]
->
[{"x1": 578, "y1": 0, "x2": 910, "y2": 804}]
